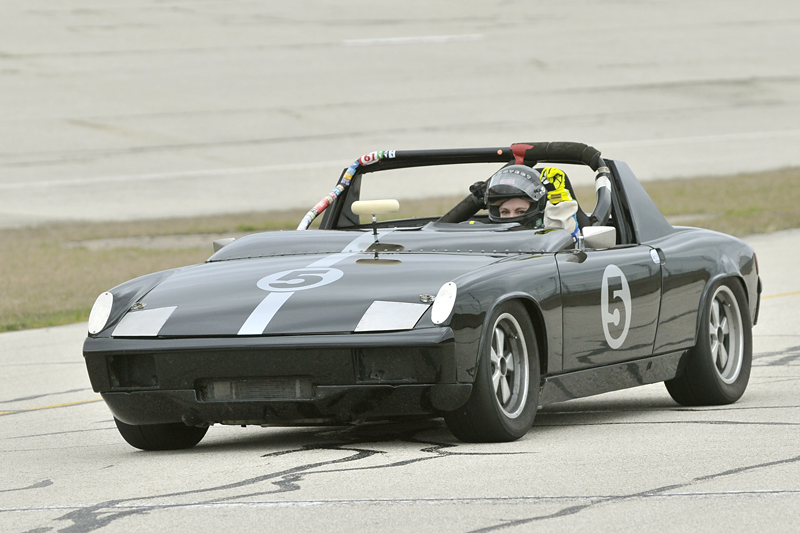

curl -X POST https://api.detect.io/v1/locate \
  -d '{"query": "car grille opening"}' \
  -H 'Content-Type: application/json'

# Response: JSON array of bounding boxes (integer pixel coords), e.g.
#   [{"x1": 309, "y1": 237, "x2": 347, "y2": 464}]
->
[
  {"x1": 197, "y1": 378, "x2": 314, "y2": 402},
  {"x1": 108, "y1": 354, "x2": 158, "y2": 389}
]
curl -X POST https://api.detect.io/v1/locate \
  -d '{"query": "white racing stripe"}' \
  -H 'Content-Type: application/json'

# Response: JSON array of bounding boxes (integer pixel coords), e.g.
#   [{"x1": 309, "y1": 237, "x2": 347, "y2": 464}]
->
[
  {"x1": 237, "y1": 293, "x2": 294, "y2": 335},
  {"x1": 237, "y1": 230, "x2": 392, "y2": 335}
]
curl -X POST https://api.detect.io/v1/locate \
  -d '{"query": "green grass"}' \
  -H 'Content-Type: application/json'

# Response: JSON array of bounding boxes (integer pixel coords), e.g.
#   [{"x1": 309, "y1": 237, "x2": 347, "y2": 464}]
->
[{"x1": 1, "y1": 167, "x2": 798, "y2": 332}]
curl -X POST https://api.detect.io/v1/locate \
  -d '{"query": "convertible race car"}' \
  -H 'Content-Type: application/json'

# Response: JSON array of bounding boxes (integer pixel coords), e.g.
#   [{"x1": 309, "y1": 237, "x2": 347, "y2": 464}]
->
[{"x1": 83, "y1": 142, "x2": 760, "y2": 450}]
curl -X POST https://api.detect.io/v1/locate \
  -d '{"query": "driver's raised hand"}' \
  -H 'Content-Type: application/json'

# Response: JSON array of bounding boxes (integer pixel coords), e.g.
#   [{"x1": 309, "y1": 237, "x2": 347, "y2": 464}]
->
[{"x1": 540, "y1": 167, "x2": 572, "y2": 204}]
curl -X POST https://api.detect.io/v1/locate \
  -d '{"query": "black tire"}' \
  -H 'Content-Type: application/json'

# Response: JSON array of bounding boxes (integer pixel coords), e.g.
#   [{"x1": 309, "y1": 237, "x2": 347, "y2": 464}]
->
[
  {"x1": 444, "y1": 300, "x2": 540, "y2": 442},
  {"x1": 665, "y1": 280, "x2": 752, "y2": 406},
  {"x1": 114, "y1": 417, "x2": 208, "y2": 451}
]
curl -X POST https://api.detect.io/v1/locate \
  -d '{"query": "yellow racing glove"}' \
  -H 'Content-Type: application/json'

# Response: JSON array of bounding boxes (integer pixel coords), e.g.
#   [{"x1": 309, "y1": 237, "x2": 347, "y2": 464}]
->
[{"x1": 540, "y1": 167, "x2": 573, "y2": 204}]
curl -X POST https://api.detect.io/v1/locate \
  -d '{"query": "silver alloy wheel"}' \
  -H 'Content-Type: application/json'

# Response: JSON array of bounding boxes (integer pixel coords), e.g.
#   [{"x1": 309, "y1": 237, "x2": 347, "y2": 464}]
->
[
  {"x1": 489, "y1": 312, "x2": 529, "y2": 418},
  {"x1": 708, "y1": 285, "x2": 744, "y2": 384}
]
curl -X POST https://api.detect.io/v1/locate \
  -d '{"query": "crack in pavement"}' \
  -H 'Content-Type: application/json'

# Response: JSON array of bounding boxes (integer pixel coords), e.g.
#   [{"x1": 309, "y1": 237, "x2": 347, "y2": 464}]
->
[
  {"x1": 6, "y1": 427, "x2": 114, "y2": 440},
  {"x1": 469, "y1": 454, "x2": 800, "y2": 532},
  {"x1": 0, "y1": 389, "x2": 92, "y2": 405},
  {"x1": 49, "y1": 420, "x2": 525, "y2": 532}
]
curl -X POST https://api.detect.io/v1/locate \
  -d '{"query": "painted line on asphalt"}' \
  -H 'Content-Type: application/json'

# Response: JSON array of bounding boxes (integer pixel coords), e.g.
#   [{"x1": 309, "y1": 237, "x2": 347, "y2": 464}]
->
[
  {"x1": 0, "y1": 128, "x2": 800, "y2": 190},
  {"x1": 0, "y1": 160, "x2": 345, "y2": 191},
  {"x1": 5, "y1": 489, "x2": 800, "y2": 513},
  {"x1": 3, "y1": 128, "x2": 800, "y2": 192},
  {"x1": 0, "y1": 398, "x2": 103, "y2": 416},
  {"x1": 343, "y1": 34, "x2": 483, "y2": 46},
  {"x1": 601, "y1": 129, "x2": 800, "y2": 149},
  {"x1": 762, "y1": 290, "x2": 800, "y2": 300}
]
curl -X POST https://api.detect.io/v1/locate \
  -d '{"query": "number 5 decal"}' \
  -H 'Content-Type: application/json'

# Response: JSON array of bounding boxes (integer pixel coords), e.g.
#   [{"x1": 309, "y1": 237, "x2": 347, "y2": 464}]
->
[
  {"x1": 239, "y1": 268, "x2": 344, "y2": 335},
  {"x1": 257, "y1": 268, "x2": 343, "y2": 292},
  {"x1": 601, "y1": 264, "x2": 631, "y2": 349}
]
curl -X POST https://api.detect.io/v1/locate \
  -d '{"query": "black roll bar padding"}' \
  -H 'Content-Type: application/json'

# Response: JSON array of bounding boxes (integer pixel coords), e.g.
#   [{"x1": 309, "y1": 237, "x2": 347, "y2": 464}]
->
[
  {"x1": 588, "y1": 156, "x2": 612, "y2": 226},
  {"x1": 323, "y1": 143, "x2": 612, "y2": 228},
  {"x1": 517, "y1": 142, "x2": 603, "y2": 171},
  {"x1": 357, "y1": 148, "x2": 511, "y2": 173}
]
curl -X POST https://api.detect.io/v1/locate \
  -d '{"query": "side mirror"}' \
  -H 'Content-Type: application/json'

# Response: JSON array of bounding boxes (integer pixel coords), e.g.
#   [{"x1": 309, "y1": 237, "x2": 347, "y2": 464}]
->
[
  {"x1": 351, "y1": 199, "x2": 401, "y2": 239},
  {"x1": 582, "y1": 226, "x2": 616, "y2": 249},
  {"x1": 351, "y1": 199, "x2": 400, "y2": 216}
]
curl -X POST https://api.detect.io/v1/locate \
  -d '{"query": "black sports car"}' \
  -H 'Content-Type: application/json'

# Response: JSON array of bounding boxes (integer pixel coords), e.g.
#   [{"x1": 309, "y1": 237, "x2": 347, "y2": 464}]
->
[{"x1": 83, "y1": 142, "x2": 760, "y2": 450}]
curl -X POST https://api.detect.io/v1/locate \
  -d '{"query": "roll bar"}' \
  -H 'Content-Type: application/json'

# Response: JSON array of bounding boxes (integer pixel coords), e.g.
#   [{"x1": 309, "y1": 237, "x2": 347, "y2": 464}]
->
[{"x1": 298, "y1": 142, "x2": 612, "y2": 230}]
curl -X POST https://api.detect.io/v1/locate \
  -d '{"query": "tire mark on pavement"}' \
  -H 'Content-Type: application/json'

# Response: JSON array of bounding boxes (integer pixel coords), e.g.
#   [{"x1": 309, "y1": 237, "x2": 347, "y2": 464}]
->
[
  {"x1": 0, "y1": 479, "x2": 52, "y2": 493},
  {"x1": 753, "y1": 345, "x2": 800, "y2": 365}
]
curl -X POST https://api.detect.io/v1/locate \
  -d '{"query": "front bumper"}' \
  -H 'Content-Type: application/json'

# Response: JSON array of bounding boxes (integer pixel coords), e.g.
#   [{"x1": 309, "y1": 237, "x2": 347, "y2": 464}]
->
[{"x1": 84, "y1": 328, "x2": 472, "y2": 426}]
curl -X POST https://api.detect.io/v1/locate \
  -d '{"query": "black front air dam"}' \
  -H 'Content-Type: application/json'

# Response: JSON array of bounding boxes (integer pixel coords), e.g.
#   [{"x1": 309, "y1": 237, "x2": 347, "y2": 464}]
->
[
  {"x1": 85, "y1": 328, "x2": 472, "y2": 425},
  {"x1": 102, "y1": 383, "x2": 473, "y2": 426}
]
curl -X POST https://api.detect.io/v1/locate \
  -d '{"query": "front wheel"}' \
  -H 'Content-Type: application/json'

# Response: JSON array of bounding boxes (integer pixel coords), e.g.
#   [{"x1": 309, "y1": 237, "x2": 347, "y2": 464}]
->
[
  {"x1": 665, "y1": 280, "x2": 752, "y2": 406},
  {"x1": 114, "y1": 418, "x2": 208, "y2": 451},
  {"x1": 444, "y1": 300, "x2": 540, "y2": 442}
]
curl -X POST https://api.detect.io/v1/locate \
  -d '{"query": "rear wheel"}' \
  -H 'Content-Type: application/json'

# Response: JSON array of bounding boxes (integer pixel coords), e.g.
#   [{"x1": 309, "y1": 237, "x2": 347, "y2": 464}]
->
[
  {"x1": 665, "y1": 280, "x2": 752, "y2": 406},
  {"x1": 445, "y1": 301, "x2": 540, "y2": 442},
  {"x1": 114, "y1": 418, "x2": 208, "y2": 450}
]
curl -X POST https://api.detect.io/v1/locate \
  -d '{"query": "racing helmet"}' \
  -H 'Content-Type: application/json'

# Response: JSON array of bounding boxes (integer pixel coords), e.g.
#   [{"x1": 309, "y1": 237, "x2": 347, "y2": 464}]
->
[{"x1": 484, "y1": 165, "x2": 547, "y2": 226}]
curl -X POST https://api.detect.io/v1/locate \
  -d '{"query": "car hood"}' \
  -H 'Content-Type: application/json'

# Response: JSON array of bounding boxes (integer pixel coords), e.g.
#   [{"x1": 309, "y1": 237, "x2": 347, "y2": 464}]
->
[{"x1": 115, "y1": 249, "x2": 502, "y2": 338}]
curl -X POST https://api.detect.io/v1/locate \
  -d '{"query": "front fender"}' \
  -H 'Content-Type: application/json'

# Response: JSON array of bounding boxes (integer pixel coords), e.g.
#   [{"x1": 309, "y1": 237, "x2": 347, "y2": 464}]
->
[
  {"x1": 88, "y1": 268, "x2": 182, "y2": 339},
  {"x1": 446, "y1": 254, "x2": 562, "y2": 382}
]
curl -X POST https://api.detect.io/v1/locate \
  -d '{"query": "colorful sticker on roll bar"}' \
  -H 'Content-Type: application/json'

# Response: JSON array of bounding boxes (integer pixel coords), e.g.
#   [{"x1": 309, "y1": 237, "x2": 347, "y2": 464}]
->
[
  {"x1": 359, "y1": 150, "x2": 396, "y2": 166},
  {"x1": 601, "y1": 264, "x2": 631, "y2": 349}
]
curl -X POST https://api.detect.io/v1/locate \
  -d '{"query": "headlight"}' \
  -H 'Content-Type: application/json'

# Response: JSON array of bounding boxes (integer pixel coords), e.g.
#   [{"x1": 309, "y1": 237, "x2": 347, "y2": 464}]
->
[
  {"x1": 431, "y1": 282, "x2": 457, "y2": 325},
  {"x1": 88, "y1": 292, "x2": 114, "y2": 335}
]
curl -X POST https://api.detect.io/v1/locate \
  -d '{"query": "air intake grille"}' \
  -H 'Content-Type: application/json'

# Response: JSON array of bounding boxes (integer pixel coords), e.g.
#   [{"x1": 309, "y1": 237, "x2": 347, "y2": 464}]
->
[{"x1": 197, "y1": 378, "x2": 314, "y2": 402}]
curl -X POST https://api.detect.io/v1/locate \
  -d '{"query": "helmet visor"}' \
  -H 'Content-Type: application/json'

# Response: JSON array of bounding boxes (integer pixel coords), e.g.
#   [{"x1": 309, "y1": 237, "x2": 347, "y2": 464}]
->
[{"x1": 485, "y1": 167, "x2": 546, "y2": 205}]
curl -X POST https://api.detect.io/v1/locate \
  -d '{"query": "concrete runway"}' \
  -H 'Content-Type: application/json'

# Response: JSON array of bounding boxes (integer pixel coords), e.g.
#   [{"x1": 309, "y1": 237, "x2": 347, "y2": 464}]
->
[
  {"x1": 2, "y1": 230, "x2": 798, "y2": 532},
  {"x1": 1, "y1": 1, "x2": 800, "y2": 227}
]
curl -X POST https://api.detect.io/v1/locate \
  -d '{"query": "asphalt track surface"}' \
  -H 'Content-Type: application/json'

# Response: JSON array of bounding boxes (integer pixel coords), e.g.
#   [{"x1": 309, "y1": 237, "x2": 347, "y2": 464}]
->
[
  {"x1": 2, "y1": 231, "x2": 799, "y2": 532},
  {"x1": 1, "y1": 1, "x2": 800, "y2": 227},
  {"x1": 3, "y1": 2, "x2": 800, "y2": 532}
]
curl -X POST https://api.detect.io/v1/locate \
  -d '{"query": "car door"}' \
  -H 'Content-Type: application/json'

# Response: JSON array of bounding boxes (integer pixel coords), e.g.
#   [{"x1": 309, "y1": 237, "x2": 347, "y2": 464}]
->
[{"x1": 556, "y1": 245, "x2": 662, "y2": 371}]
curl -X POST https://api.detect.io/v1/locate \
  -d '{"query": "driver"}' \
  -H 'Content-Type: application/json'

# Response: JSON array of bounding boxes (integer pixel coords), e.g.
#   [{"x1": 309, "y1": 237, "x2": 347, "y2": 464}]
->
[{"x1": 485, "y1": 165, "x2": 579, "y2": 236}]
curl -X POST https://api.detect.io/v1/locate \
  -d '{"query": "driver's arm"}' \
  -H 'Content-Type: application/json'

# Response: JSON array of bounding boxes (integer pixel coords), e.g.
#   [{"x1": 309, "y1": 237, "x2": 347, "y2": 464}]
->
[{"x1": 540, "y1": 167, "x2": 579, "y2": 235}]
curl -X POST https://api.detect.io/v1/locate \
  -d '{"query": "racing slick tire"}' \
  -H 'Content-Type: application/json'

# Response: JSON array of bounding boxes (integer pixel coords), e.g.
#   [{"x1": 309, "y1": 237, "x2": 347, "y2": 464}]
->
[
  {"x1": 114, "y1": 417, "x2": 208, "y2": 451},
  {"x1": 665, "y1": 280, "x2": 752, "y2": 406},
  {"x1": 444, "y1": 301, "x2": 540, "y2": 442}
]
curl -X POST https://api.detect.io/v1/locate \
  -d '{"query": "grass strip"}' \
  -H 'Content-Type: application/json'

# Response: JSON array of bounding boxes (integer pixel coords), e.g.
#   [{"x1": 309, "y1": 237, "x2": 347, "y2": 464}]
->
[{"x1": 1, "y1": 167, "x2": 798, "y2": 332}]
